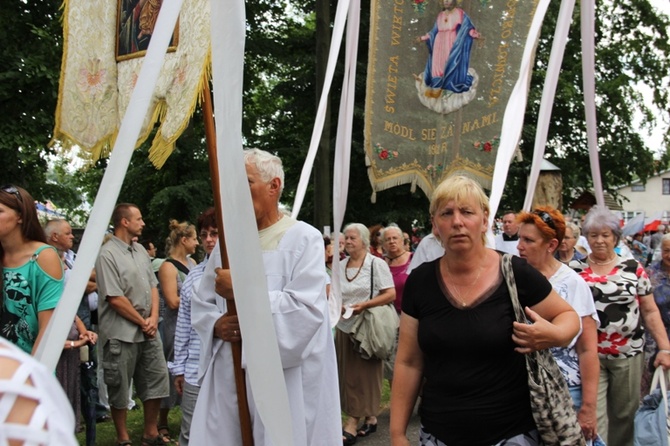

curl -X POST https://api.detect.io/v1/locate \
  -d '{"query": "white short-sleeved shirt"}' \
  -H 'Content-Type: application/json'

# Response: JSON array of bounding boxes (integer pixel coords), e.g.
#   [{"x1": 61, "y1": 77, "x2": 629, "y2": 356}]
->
[
  {"x1": 549, "y1": 263, "x2": 599, "y2": 387},
  {"x1": 337, "y1": 253, "x2": 394, "y2": 333}
]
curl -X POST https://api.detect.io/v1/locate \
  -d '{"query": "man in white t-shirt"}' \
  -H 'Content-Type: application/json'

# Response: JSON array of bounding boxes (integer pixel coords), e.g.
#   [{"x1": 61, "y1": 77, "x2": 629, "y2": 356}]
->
[{"x1": 406, "y1": 226, "x2": 444, "y2": 275}]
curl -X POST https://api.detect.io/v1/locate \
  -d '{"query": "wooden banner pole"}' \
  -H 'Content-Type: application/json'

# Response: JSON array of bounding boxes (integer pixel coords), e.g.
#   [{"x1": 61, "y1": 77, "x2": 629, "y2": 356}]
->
[{"x1": 202, "y1": 80, "x2": 255, "y2": 446}]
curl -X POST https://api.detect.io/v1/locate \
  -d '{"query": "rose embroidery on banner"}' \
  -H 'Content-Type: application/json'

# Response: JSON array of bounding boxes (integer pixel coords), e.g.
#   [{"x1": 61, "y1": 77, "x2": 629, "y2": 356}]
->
[
  {"x1": 374, "y1": 143, "x2": 399, "y2": 160},
  {"x1": 473, "y1": 135, "x2": 499, "y2": 152}
]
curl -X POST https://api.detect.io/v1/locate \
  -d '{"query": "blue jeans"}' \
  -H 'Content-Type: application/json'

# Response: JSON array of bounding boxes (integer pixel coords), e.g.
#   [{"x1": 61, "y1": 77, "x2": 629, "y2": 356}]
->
[{"x1": 569, "y1": 386, "x2": 607, "y2": 446}]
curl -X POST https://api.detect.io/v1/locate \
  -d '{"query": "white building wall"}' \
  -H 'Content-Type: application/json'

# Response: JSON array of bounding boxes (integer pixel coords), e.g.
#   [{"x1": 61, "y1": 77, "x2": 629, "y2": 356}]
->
[{"x1": 617, "y1": 171, "x2": 670, "y2": 222}]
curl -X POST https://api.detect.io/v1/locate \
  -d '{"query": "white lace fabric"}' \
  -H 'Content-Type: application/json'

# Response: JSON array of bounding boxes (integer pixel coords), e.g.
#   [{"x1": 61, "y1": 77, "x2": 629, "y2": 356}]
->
[{"x1": 0, "y1": 338, "x2": 77, "y2": 446}]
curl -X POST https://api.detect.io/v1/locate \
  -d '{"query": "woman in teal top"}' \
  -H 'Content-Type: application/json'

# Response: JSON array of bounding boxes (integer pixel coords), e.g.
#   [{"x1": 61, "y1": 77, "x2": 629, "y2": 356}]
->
[{"x1": 0, "y1": 185, "x2": 63, "y2": 355}]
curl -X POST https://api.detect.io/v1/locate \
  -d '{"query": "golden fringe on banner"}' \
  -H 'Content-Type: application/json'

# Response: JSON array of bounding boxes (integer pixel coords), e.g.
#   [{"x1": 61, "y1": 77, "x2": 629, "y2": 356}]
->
[{"x1": 51, "y1": 0, "x2": 211, "y2": 169}]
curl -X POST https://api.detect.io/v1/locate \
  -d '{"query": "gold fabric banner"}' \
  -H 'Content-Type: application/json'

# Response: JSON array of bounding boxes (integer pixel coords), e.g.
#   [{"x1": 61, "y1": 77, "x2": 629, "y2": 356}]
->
[
  {"x1": 365, "y1": 0, "x2": 538, "y2": 198},
  {"x1": 51, "y1": 0, "x2": 210, "y2": 168}
]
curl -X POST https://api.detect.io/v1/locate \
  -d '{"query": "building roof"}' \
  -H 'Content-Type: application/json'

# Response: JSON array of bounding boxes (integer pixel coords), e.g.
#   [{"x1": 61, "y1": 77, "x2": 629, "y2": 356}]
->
[{"x1": 570, "y1": 190, "x2": 623, "y2": 211}]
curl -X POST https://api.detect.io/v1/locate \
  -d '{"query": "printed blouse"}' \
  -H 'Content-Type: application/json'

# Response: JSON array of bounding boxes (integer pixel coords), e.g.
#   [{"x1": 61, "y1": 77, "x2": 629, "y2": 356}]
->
[{"x1": 570, "y1": 256, "x2": 652, "y2": 359}]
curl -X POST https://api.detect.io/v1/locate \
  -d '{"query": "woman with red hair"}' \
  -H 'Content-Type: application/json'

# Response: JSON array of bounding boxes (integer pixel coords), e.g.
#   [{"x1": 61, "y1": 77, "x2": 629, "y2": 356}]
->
[{"x1": 516, "y1": 207, "x2": 602, "y2": 443}]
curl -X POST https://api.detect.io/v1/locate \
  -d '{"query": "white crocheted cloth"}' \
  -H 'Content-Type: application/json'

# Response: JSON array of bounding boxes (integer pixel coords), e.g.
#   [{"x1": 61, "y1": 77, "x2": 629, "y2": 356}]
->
[{"x1": 0, "y1": 338, "x2": 77, "y2": 445}]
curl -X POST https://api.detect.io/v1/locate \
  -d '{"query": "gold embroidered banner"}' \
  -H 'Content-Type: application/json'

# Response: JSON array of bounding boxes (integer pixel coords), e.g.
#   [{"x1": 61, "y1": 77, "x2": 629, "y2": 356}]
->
[
  {"x1": 365, "y1": 0, "x2": 538, "y2": 198},
  {"x1": 51, "y1": 0, "x2": 210, "y2": 168}
]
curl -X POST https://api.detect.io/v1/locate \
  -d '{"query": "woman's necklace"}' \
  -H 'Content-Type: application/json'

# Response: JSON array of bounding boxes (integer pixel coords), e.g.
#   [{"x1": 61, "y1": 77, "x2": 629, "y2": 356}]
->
[
  {"x1": 444, "y1": 263, "x2": 483, "y2": 307},
  {"x1": 345, "y1": 257, "x2": 365, "y2": 282},
  {"x1": 386, "y1": 251, "x2": 407, "y2": 263},
  {"x1": 588, "y1": 254, "x2": 617, "y2": 266}
]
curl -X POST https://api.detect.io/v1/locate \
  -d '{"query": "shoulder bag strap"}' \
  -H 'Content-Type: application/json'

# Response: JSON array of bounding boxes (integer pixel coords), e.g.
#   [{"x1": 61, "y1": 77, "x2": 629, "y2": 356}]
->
[
  {"x1": 500, "y1": 253, "x2": 527, "y2": 324},
  {"x1": 164, "y1": 258, "x2": 190, "y2": 276},
  {"x1": 369, "y1": 257, "x2": 374, "y2": 300}
]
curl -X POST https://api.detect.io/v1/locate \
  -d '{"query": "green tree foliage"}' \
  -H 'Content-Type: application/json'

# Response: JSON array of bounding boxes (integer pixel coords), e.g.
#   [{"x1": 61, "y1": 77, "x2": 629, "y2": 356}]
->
[
  {"x1": 0, "y1": 0, "x2": 62, "y2": 200},
  {"x1": 5, "y1": 0, "x2": 668, "y2": 233}
]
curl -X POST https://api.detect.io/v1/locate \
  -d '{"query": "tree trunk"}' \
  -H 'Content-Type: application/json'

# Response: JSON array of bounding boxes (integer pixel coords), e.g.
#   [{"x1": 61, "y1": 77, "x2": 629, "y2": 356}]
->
[{"x1": 313, "y1": 0, "x2": 332, "y2": 234}]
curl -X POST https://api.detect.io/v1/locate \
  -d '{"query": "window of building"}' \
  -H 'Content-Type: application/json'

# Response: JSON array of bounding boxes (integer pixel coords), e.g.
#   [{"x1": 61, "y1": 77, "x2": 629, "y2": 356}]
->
[
  {"x1": 664, "y1": 178, "x2": 670, "y2": 195},
  {"x1": 631, "y1": 184, "x2": 645, "y2": 192}
]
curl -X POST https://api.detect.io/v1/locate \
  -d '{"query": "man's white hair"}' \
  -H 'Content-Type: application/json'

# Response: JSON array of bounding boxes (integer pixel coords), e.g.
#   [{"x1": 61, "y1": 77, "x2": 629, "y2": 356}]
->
[
  {"x1": 243, "y1": 148, "x2": 285, "y2": 198},
  {"x1": 44, "y1": 218, "x2": 68, "y2": 239}
]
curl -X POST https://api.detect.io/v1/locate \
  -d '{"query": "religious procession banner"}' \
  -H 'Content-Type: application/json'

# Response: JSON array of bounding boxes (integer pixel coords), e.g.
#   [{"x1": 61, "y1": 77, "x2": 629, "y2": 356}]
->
[
  {"x1": 51, "y1": 0, "x2": 210, "y2": 167},
  {"x1": 365, "y1": 0, "x2": 539, "y2": 198}
]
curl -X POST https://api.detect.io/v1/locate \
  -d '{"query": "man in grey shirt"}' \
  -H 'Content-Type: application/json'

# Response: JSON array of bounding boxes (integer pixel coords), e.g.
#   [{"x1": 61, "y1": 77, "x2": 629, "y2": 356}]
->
[{"x1": 96, "y1": 203, "x2": 169, "y2": 446}]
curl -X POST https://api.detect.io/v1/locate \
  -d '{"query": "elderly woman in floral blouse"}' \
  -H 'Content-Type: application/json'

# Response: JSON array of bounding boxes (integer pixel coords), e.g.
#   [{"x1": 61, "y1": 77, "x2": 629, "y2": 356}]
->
[{"x1": 569, "y1": 207, "x2": 670, "y2": 446}]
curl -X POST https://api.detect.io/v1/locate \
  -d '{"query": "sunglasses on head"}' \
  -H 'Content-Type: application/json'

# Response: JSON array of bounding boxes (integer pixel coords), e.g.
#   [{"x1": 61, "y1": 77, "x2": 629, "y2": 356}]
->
[
  {"x1": 1, "y1": 185, "x2": 22, "y2": 203},
  {"x1": 533, "y1": 210, "x2": 556, "y2": 231}
]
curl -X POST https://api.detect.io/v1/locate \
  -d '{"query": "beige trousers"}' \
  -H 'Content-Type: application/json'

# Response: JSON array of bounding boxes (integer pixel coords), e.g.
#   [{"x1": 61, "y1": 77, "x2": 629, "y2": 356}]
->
[{"x1": 597, "y1": 353, "x2": 644, "y2": 446}]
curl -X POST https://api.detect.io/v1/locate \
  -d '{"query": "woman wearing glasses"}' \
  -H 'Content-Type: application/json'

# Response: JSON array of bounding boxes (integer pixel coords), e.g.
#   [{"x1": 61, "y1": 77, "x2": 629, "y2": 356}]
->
[
  {"x1": 0, "y1": 185, "x2": 64, "y2": 354},
  {"x1": 570, "y1": 205, "x2": 670, "y2": 446},
  {"x1": 556, "y1": 221, "x2": 587, "y2": 264},
  {"x1": 516, "y1": 207, "x2": 601, "y2": 443}
]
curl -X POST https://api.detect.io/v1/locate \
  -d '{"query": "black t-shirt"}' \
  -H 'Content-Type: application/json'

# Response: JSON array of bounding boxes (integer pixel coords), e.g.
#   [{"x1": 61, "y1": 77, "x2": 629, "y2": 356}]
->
[{"x1": 402, "y1": 255, "x2": 552, "y2": 445}]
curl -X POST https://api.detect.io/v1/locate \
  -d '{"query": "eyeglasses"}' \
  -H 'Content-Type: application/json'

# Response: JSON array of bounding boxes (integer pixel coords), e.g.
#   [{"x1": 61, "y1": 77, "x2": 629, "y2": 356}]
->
[
  {"x1": 199, "y1": 230, "x2": 219, "y2": 239},
  {"x1": 533, "y1": 210, "x2": 556, "y2": 231},
  {"x1": 1, "y1": 185, "x2": 22, "y2": 203}
]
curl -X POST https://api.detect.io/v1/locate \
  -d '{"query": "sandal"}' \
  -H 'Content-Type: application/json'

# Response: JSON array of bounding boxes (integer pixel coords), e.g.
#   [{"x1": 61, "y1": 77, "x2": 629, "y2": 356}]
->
[
  {"x1": 157, "y1": 426, "x2": 176, "y2": 444},
  {"x1": 357, "y1": 422, "x2": 377, "y2": 437},
  {"x1": 342, "y1": 429, "x2": 357, "y2": 445},
  {"x1": 117, "y1": 441, "x2": 132, "y2": 446},
  {"x1": 141, "y1": 433, "x2": 174, "y2": 446}
]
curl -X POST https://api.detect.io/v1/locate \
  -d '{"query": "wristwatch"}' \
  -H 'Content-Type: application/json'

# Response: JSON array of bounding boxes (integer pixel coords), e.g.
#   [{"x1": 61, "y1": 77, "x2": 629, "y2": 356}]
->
[{"x1": 70, "y1": 341, "x2": 75, "y2": 349}]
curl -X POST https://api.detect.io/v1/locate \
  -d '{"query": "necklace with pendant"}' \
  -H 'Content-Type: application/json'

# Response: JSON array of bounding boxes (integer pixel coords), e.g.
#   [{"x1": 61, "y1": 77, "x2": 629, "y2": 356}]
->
[
  {"x1": 386, "y1": 251, "x2": 407, "y2": 263},
  {"x1": 444, "y1": 263, "x2": 483, "y2": 307}
]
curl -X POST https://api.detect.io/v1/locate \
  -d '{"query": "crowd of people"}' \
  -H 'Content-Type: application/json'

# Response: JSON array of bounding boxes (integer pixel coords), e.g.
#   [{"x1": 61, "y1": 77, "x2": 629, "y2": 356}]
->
[{"x1": 2, "y1": 164, "x2": 670, "y2": 445}]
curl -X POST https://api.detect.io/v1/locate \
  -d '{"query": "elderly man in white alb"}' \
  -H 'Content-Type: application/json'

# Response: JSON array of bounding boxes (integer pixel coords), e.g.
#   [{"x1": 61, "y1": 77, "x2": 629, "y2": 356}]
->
[{"x1": 190, "y1": 148, "x2": 341, "y2": 445}]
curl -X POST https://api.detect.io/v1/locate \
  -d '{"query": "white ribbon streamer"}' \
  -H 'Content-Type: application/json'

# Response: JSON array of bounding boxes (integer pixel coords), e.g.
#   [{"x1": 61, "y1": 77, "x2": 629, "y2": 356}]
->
[
  {"x1": 291, "y1": 0, "x2": 352, "y2": 219},
  {"x1": 488, "y1": 0, "x2": 551, "y2": 233},
  {"x1": 581, "y1": 0, "x2": 605, "y2": 207},
  {"x1": 522, "y1": 0, "x2": 576, "y2": 211},
  {"x1": 210, "y1": 0, "x2": 294, "y2": 443},
  {"x1": 34, "y1": 0, "x2": 183, "y2": 370},
  {"x1": 330, "y1": 0, "x2": 361, "y2": 326}
]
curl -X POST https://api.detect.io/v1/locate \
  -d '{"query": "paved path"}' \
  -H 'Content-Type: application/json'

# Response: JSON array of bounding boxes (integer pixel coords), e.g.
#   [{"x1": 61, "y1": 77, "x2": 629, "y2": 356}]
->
[{"x1": 352, "y1": 407, "x2": 421, "y2": 445}]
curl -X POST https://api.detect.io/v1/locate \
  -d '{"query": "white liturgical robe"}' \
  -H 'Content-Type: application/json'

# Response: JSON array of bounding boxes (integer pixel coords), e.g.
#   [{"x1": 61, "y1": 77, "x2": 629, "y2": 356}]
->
[{"x1": 190, "y1": 219, "x2": 341, "y2": 445}]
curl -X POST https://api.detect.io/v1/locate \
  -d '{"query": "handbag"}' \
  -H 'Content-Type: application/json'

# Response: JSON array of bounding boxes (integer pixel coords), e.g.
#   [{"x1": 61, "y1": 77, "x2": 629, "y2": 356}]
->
[
  {"x1": 349, "y1": 258, "x2": 399, "y2": 360},
  {"x1": 635, "y1": 366, "x2": 670, "y2": 446},
  {"x1": 501, "y1": 254, "x2": 586, "y2": 446}
]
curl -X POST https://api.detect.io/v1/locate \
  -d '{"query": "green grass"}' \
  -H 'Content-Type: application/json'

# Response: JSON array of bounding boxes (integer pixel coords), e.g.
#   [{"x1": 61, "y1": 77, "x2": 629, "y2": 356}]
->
[
  {"x1": 83, "y1": 380, "x2": 391, "y2": 445},
  {"x1": 76, "y1": 401, "x2": 182, "y2": 446}
]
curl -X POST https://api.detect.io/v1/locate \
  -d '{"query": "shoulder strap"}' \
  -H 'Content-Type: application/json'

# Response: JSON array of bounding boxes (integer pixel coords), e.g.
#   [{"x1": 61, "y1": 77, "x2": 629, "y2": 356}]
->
[
  {"x1": 500, "y1": 254, "x2": 526, "y2": 324},
  {"x1": 164, "y1": 258, "x2": 190, "y2": 276},
  {"x1": 369, "y1": 256, "x2": 374, "y2": 300},
  {"x1": 31, "y1": 244, "x2": 56, "y2": 260}
]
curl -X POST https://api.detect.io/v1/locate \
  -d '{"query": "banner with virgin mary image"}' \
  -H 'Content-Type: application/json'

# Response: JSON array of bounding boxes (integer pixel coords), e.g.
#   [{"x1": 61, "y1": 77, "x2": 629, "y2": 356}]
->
[{"x1": 365, "y1": 0, "x2": 539, "y2": 198}]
